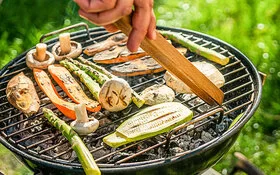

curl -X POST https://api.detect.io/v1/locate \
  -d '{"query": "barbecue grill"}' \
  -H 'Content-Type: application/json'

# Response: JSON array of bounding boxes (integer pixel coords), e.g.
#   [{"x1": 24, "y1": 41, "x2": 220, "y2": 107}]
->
[{"x1": 0, "y1": 23, "x2": 263, "y2": 175}]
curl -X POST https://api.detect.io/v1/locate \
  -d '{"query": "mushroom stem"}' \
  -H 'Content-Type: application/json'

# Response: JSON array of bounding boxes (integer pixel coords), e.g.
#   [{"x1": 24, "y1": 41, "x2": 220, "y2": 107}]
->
[
  {"x1": 74, "y1": 103, "x2": 89, "y2": 123},
  {"x1": 35, "y1": 43, "x2": 47, "y2": 62},
  {"x1": 59, "y1": 33, "x2": 71, "y2": 54}
]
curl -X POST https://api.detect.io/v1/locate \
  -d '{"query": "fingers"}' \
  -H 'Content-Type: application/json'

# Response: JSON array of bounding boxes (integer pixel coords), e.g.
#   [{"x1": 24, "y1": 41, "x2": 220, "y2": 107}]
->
[
  {"x1": 127, "y1": 0, "x2": 156, "y2": 52},
  {"x1": 146, "y1": 9, "x2": 157, "y2": 40},
  {"x1": 74, "y1": 0, "x2": 117, "y2": 13},
  {"x1": 78, "y1": 0, "x2": 133, "y2": 26}
]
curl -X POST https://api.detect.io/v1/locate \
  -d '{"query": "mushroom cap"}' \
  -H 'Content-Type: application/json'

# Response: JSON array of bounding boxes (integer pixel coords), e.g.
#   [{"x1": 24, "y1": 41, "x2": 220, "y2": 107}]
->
[
  {"x1": 52, "y1": 41, "x2": 82, "y2": 61},
  {"x1": 26, "y1": 49, "x2": 55, "y2": 70},
  {"x1": 70, "y1": 118, "x2": 99, "y2": 135},
  {"x1": 99, "y1": 78, "x2": 133, "y2": 112}
]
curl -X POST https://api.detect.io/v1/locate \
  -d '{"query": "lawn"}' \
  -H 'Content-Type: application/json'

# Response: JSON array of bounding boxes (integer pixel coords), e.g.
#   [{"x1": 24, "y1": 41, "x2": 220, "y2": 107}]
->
[{"x1": 0, "y1": 0, "x2": 279, "y2": 174}]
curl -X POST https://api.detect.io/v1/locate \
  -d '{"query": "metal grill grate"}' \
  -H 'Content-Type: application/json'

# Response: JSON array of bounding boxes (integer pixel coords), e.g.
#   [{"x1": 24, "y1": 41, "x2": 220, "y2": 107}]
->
[{"x1": 0, "y1": 26, "x2": 258, "y2": 171}]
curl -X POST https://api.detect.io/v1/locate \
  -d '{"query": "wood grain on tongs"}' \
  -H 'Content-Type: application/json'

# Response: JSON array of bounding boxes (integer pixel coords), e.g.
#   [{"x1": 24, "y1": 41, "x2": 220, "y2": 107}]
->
[{"x1": 114, "y1": 16, "x2": 224, "y2": 105}]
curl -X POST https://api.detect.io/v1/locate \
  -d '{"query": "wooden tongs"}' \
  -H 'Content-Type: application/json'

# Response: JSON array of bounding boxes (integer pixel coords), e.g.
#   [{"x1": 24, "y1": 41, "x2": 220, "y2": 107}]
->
[{"x1": 114, "y1": 16, "x2": 224, "y2": 105}]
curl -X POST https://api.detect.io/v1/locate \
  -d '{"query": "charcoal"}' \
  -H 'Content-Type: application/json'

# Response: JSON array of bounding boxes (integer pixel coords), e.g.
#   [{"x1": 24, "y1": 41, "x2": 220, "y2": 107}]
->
[
  {"x1": 193, "y1": 132, "x2": 201, "y2": 140},
  {"x1": 195, "y1": 126, "x2": 204, "y2": 132},
  {"x1": 157, "y1": 147, "x2": 167, "y2": 158},
  {"x1": 216, "y1": 121, "x2": 228, "y2": 133},
  {"x1": 40, "y1": 97, "x2": 51, "y2": 104},
  {"x1": 91, "y1": 111, "x2": 106, "y2": 120},
  {"x1": 186, "y1": 125, "x2": 195, "y2": 137},
  {"x1": 170, "y1": 147, "x2": 184, "y2": 156},
  {"x1": 98, "y1": 118, "x2": 112, "y2": 127},
  {"x1": 208, "y1": 128, "x2": 218, "y2": 137},
  {"x1": 178, "y1": 141, "x2": 190, "y2": 150},
  {"x1": 201, "y1": 131, "x2": 214, "y2": 143},
  {"x1": 108, "y1": 152, "x2": 132, "y2": 163},
  {"x1": 92, "y1": 149, "x2": 109, "y2": 159},
  {"x1": 189, "y1": 142, "x2": 196, "y2": 150},
  {"x1": 169, "y1": 140, "x2": 179, "y2": 148}
]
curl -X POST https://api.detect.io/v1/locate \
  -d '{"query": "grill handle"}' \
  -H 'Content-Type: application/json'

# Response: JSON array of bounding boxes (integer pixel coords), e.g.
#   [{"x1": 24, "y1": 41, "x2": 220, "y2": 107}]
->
[{"x1": 39, "y1": 22, "x2": 91, "y2": 43}]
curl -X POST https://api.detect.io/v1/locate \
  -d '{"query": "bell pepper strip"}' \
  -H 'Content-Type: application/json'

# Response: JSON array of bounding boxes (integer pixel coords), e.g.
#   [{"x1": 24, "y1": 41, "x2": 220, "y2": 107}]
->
[
  {"x1": 33, "y1": 68, "x2": 76, "y2": 120},
  {"x1": 48, "y1": 64, "x2": 101, "y2": 112}
]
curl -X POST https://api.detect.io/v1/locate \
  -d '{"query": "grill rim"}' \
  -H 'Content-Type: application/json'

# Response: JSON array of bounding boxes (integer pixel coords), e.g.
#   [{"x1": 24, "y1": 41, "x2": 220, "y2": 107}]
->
[{"x1": 0, "y1": 26, "x2": 262, "y2": 173}]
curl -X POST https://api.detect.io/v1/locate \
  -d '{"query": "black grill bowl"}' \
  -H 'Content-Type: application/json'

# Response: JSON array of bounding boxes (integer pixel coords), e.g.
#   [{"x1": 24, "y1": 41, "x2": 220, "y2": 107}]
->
[{"x1": 0, "y1": 26, "x2": 262, "y2": 175}]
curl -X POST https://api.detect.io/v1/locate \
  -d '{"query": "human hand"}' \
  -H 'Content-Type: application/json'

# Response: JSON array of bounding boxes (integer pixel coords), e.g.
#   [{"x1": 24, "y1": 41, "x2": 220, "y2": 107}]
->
[{"x1": 74, "y1": 0, "x2": 156, "y2": 52}]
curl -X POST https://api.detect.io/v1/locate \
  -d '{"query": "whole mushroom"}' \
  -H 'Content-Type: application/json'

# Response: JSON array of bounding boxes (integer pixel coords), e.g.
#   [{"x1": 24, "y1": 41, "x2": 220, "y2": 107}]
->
[
  {"x1": 26, "y1": 43, "x2": 55, "y2": 69},
  {"x1": 70, "y1": 103, "x2": 99, "y2": 136},
  {"x1": 52, "y1": 33, "x2": 82, "y2": 61}
]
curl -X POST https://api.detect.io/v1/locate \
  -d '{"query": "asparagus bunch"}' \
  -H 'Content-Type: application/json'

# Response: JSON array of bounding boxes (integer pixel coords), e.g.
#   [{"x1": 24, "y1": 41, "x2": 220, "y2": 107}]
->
[
  {"x1": 42, "y1": 108, "x2": 101, "y2": 175},
  {"x1": 61, "y1": 59, "x2": 135, "y2": 112},
  {"x1": 60, "y1": 60, "x2": 100, "y2": 100},
  {"x1": 68, "y1": 57, "x2": 145, "y2": 108},
  {"x1": 160, "y1": 31, "x2": 230, "y2": 65}
]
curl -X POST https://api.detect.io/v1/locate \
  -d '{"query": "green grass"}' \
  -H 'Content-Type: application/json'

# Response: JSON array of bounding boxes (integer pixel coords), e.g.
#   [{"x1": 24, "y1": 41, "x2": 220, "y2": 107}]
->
[{"x1": 0, "y1": 0, "x2": 280, "y2": 174}]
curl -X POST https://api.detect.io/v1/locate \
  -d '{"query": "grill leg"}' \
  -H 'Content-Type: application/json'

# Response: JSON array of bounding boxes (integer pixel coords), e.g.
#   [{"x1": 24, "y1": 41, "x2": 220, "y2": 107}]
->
[{"x1": 229, "y1": 152, "x2": 264, "y2": 175}]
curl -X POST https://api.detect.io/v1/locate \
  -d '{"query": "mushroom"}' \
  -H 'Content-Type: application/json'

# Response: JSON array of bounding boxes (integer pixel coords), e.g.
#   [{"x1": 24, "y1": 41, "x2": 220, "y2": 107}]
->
[
  {"x1": 26, "y1": 43, "x2": 55, "y2": 69},
  {"x1": 70, "y1": 103, "x2": 99, "y2": 135},
  {"x1": 98, "y1": 78, "x2": 133, "y2": 112},
  {"x1": 52, "y1": 32, "x2": 82, "y2": 61}
]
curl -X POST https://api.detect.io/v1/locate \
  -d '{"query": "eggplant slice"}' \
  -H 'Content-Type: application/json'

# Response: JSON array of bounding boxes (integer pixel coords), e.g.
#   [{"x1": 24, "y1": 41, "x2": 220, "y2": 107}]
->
[{"x1": 110, "y1": 56, "x2": 165, "y2": 77}]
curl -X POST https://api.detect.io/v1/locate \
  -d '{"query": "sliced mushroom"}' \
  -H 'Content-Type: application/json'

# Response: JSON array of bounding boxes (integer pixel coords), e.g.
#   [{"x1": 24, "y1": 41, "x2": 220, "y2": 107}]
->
[
  {"x1": 52, "y1": 32, "x2": 82, "y2": 61},
  {"x1": 70, "y1": 103, "x2": 99, "y2": 135},
  {"x1": 26, "y1": 43, "x2": 55, "y2": 69},
  {"x1": 140, "y1": 84, "x2": 175, "y2": 105},
  {"x1": 98, "y1": 78, "x2": 133, "y2": 112},
  {"x1": 164, "y1": 61, "x2": 225, "y2": 94}
]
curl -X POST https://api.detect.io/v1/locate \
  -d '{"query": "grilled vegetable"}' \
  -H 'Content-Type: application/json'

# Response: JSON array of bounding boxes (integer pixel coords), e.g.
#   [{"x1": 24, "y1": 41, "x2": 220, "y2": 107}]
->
[
  {"x1": 164, "y1": 61, "x2": 225, "y2": 94},
  {"x1": 92, "y1": 44, "x2": 147, "y2": 64},
  {"x1": 6, "y1": 72, "x2": 40, "y2": 116},
  {"x1": 52, "y1": 33, "x2": 82, "y2": 61},
  {"x1": 42, "y1": 108, "x2": 101, "y2": 175},
  {"x1": 60, "y1": 59, "x2": 133, "y2": 112},
  {"x1": 103, "y1": 102, "x2": 193, "y2": 148},
  {"x1": 26, "y1": 43, "x2": 55, "y2": 70},
  {"x1": 59, "y1": 60, "x2": 101, "y2": 100},
  {"x1": 109, "y1": 47, "x2": 185, "y2": 77},
  {"x1": 48, "y1": 64, "x2": 101, "y2": 112},
  {"x1": 160, "y1": 31, "x2": 230, "y2": 65},
  {"x1": 77, "y1": 56, "x2": 114, "y2": 79},
  {"x1": 67, "y1": 59, "x2": 110, "y2": 85},
  {"x1": 98, "y1": 78, "x2": 133, "y2": 112},
  {"x1": 84, "y1": 33, "x2": 128, "y2": 56},
  {"x1": 33, "y1": 68, "x2": 76, "y2": 120},
  {"x1": 73, "y1": 57, "x2": 145, "y2": 108},
  {"x1": 110, "y1": 56, "x2": 165, "y2": 77},
  {"x1": 140, "y1": 84, "x2": 175, "y2": 105},
  {"x1": 71, "y1": 103, "x2": 99, "y2": 135}
]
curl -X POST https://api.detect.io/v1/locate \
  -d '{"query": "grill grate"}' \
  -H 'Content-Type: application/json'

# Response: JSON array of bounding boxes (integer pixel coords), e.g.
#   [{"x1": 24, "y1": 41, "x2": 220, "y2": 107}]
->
[{"x1": 0, "y1": 27, "x2": 256, "y2": 169}]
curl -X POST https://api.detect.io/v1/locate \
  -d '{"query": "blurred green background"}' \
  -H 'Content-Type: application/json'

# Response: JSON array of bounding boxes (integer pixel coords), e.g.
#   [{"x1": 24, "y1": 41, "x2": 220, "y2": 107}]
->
[{"x1": 0, "y1": 0, "x2": 279, "y2": 174}]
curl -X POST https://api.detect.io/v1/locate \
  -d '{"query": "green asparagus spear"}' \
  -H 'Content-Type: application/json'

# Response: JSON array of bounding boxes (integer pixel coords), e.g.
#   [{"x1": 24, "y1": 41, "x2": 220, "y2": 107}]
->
[
  {"x1": 67, "y1": 57, "x2": 109, "y2": 85},
  {"x1": 77, "y1": 56, "x2": 114, "y2": 79},
  {"x1": 60, "y1": 59, "x2": 100, "y2": 100},
  {"x1": 42, "y1": 108, "x2": 101, "y2": 175},
  {"x1": 74, "y1": 57, "x2": 145, "y2": 108},
  {"x1": 160, "y1": 31, "x2": 230, "y2": 65}
]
